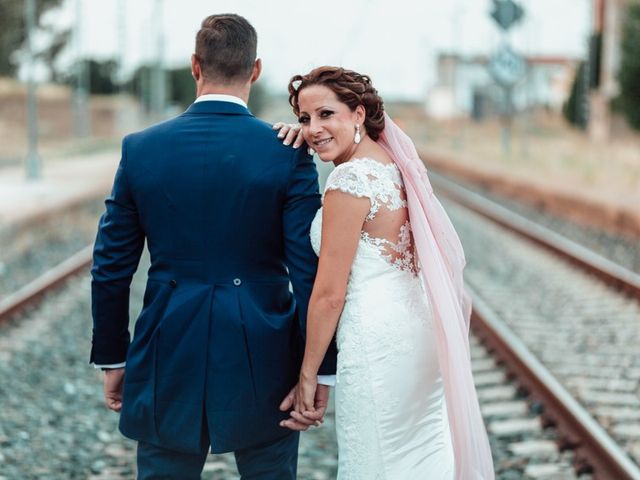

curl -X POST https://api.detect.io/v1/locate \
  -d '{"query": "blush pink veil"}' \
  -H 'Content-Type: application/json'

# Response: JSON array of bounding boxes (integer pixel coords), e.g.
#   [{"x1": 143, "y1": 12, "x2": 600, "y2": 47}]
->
[{"x1": 378, "y1": 113, "x2": 495, "y2": 479}]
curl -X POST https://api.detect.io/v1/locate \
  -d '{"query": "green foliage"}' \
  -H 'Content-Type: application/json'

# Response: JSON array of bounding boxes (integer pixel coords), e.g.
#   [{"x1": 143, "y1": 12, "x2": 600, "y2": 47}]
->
[
  {"x1": 166, "y1": 66, "x2": 270, "y2": 115},
  {"x1": 617, "y1": 2, "x2": 640, "y2": 130},
  {"x1": 562, "y1": 61, "x2": 588, "y2": 130},
  {"x1": 59, "y1": 59, "x2": 119, "y2": 94},
  {"x1": 128, "y1": 65, "x2": 194, "y2": 111},
  {"x1": 127, "y1": 65, "x2": 272, "y2": 114},
  {"x1": 85, "y1": 59, "x2": 118, "y2": 94},
  {"x1": 126, "y1": 65, "x2": 153, "y2": 111},
  {"x1": 248, "y1": 81, "x2": 269, "y2": 116},
  {"x1": 588, "y1": 32, "x2": 602, "y2": 88},
  {"x1": 169, "y1": 67, "x2": 195, "y2": 109},
  {"x1": 0, "y1": 0, "x2": 67, "y2": 76}
]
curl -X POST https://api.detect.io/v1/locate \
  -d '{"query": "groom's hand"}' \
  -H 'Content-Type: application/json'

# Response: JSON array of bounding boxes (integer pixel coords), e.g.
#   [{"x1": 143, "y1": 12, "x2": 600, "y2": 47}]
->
[
  {"x1": 103, "y1": 368, "x2": 125, "y2": 412},
  {"x1": 278, "y1": 384, "x2": 329, "y2": 431},
  {"x1": 279, "y1": 386, "x2": 315, "y2": 431}
]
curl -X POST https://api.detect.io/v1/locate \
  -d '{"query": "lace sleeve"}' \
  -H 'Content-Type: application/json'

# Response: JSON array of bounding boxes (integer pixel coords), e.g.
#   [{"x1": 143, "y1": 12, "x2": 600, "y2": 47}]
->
[{"x1": 324, "y1": 162, "x2": 372, "y2": 200}]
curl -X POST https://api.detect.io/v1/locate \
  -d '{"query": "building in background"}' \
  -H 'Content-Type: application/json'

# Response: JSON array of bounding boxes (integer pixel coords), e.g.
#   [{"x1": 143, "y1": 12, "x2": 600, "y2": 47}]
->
[{"x1": 425, "y1": 52, "x2": 579, "y2": 120}]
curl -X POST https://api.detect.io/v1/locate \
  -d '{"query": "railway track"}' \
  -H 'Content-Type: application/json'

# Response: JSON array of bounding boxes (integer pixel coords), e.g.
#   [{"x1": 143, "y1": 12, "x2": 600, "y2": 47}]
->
[
  {"x1": 0, "y1": 245, "x2": 93, "y2": 324},
  {"x1": 430, "y1": 171, "x2": 640, "y2": 479},
  {"x1": 429, "y1": 170, "x2": 640, "y2": 299},
  {"x1": 2, "y1": 174, "x2": 639, "y2": 479},
  {"x1": 471, "y1": 288, "x2": 640, "y2": 479}
]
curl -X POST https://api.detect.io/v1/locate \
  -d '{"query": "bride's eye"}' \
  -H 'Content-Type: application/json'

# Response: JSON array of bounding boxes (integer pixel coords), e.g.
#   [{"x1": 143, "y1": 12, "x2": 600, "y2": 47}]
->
[
  {"x1": 298, "y1": 115, "x2": 310, "y2": 124},
  {"x1": 320, "y1": 109, "x2": 334, "y2": 118}
]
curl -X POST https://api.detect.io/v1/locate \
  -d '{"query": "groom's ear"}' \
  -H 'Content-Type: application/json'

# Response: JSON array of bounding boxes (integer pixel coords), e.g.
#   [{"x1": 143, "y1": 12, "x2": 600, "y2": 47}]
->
[
  {"x1": 250, "y1": 58, "x2": 262, "y2": 84},
  {"x1": 191, "y1": 54, "x2": 201, "y2": 82}
]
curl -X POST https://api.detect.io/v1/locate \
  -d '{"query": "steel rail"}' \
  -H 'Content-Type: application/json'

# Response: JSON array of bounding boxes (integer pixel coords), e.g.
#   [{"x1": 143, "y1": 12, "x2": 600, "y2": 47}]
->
[
  {"x1": 0, "y1": 244, "x2": 93, "y2": 323},
  {"x1": 428, "y1": 170, "x2": 640, "y2": 299},
  {"x1": 469, "y1": 286, "x2": 640, "y2": 480}
]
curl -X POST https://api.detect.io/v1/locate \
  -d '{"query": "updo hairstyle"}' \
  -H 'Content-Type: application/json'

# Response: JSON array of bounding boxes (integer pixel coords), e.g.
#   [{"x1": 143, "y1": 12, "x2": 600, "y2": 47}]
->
[{"x1": 288, "y1": 67, "x2": 385, "y2": 140}]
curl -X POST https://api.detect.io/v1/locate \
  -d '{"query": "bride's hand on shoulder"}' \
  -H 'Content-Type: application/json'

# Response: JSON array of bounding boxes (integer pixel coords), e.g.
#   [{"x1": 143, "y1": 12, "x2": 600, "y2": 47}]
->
[{"x1": 272, "y1": 122, "x2": 306, "y2": 149}]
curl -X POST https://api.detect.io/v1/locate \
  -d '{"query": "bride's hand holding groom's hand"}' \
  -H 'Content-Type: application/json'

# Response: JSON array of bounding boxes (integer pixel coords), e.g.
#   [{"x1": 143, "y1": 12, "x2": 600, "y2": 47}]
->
[
  {"x1": 278, "y1": 378, "x2": 329, "y2": 431},
  {"x1": 294, "y1": 372, "x2": 320, "y2": 417}
]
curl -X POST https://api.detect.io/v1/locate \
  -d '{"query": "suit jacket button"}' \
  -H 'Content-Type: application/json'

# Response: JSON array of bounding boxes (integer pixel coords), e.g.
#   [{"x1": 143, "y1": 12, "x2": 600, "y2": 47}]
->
[
  {"x1": 169, "y1": 279, "x2": 178, "y2": 288},
  {"x1": 233, "y1": 278, "x2": 242, "y2": 286}
]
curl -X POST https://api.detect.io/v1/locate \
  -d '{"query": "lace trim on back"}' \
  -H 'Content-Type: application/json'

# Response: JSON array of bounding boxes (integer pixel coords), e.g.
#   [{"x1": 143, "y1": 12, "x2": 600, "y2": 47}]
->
[
  {"x1": 324, "y1": 158, "x2": 418, "y2": 275},
  {"x1": 361, "y1": 221, "x2": 418, "y2": 275}
]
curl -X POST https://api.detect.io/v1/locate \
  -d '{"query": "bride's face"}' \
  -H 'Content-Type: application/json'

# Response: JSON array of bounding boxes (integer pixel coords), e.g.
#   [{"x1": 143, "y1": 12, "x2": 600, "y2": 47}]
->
[{"x1": 296, "y1": 85, "x2": 363, "y2": 164}]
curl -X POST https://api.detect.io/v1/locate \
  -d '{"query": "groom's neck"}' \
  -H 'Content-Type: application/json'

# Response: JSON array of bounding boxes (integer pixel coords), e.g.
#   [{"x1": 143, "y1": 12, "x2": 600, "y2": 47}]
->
[{"x1": 196, "y1": 82, "x2": 250, "y2": 104}]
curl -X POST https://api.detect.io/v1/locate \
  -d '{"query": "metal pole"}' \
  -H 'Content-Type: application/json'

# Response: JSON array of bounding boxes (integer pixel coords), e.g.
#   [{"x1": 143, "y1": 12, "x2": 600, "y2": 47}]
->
[
  {"x1": 501, "y1": 86, "x2": 513, "y2": 157},
  {"x1": 24, "y1": 0, "x2": 40, "y2": 179},
  {"x1": 116, "y1": 0, "x2": 129, "y2": 133},
  {"x1": 452, "y1": 1, "x2": 466, "y2": 150},
  {"x1": 74, "y1": 0, "x2": 90, "y2": 138},
  {"x1": 151, "y1": 0, "x2": 166, "y2": 119},
  {"x1": 117, "y1": 0, "x2": 126, "y2": 91},
  {"x1": 501, "y1": 25, "x2": 512, "y2": 158},
  {"x1": 520, "y1": 0, "x2": 531, "y2": 159}
]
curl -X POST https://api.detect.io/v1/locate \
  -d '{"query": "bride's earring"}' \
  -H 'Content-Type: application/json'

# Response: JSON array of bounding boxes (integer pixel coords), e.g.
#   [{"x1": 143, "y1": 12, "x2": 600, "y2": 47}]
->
[{"x1": 354, "y1": 124, "x2": 361, "y2": 144}]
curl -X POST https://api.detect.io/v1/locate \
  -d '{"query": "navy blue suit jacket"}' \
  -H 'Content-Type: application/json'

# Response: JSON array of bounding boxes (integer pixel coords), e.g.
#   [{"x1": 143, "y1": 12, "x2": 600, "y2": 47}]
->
[{"x1": 90, "y1": 100, "x2": 337, "y2": 454}]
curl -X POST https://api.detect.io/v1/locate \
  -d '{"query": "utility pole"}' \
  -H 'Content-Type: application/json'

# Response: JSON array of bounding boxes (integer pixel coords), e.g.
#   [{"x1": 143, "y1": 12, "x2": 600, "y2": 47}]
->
[
  {"x1": 116, "y1": 0, "x2": 130, "y2": 133},
  {"x1": 73, "y1": 0, "x2": 90, "y2": 138},
  {"x1": 587, "y1": 0, "x2": 610, "y2": 142},
  {"x1": 487, "y1": 0, "x2": 526, "y2": 157},
  {"x1": 452, "y1": 0, "x2": 466, "y2": 150},
  {"x1": 24, "y1": 0, "x2": 41, "y2": 179},
  {"x1": 151, "y1": 0, "x2": 166, "y2": 119}
]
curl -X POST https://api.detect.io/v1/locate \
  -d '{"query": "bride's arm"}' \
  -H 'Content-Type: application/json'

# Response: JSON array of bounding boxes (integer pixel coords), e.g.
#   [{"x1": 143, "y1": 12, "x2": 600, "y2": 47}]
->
[{"x1": 295, "y1": 189, "x2": 369, "y2": 414}]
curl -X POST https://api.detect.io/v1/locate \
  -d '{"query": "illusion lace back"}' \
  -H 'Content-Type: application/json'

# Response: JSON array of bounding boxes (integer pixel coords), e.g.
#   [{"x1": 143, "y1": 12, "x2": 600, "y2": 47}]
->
[{"x1": 310, "y1": 158, "x2": 454, "y2": 479}]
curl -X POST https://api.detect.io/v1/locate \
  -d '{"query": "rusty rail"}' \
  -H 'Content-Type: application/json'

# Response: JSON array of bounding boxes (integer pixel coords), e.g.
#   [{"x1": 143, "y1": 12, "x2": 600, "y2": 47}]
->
[
  {"x1": 429, "y1": 170, "x2": 640, "y2": 299},
  {"x1": 470, "y1": 287, "x2": 640, "y2": 480},
  {"x1": 0, "y1": 245, "x2": 93, "y2": 323},
  {"x1": 429, "y1": 169, "x2": 640, "y2": 478}
]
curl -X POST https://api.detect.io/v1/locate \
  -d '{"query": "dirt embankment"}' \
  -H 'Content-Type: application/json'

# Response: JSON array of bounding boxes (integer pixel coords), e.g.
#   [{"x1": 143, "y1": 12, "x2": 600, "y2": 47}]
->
[
  {"x1": 0, "y1": 78, "x2": 140, "y2": 163},
  {"x1": 386, "y1": 103, "x2": 639, "y2": 240},
  {"x1": 422, "y1": 146, "x2": 640, "y2": 239}
]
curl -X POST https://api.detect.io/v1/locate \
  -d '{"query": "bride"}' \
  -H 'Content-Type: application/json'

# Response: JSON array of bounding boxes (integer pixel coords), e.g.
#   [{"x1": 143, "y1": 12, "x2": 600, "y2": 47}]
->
[{"x1": 277, "y1": 67, "x2": 494, "y2": 479}]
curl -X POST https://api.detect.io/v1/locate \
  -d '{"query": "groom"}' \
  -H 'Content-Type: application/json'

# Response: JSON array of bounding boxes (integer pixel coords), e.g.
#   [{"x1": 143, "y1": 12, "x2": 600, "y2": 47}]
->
[{"x1": 90, "y1": 13, "x2": 336, "y2": 479}]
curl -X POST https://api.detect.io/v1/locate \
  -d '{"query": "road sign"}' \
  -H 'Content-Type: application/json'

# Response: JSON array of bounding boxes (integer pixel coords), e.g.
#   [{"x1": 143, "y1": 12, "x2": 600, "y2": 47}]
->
[
  {"x1": 488, "y1": 44, "x2": 526, "y2": 87},
  {"x1": 491, "y1": 0, "x2": 524, "y2": 31}
]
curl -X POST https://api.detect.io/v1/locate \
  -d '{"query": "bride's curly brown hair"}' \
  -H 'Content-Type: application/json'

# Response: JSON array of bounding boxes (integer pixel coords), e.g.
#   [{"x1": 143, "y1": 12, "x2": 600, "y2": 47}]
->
[{"x1": 288, "y1": 67, "x2": 385, "y2": 140}]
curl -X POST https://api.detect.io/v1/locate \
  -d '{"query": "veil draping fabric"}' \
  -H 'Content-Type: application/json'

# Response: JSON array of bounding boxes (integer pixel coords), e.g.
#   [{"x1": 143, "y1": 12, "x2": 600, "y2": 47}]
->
[{"x1": 378, "y1": 113, "x2": 495, "y2": 480}]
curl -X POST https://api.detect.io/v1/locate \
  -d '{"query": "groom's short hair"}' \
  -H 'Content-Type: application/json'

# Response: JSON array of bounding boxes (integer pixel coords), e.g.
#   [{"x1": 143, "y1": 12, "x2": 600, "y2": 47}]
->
[{"x1": 195, "y1": 14, "x2": 257, "y2": 84}]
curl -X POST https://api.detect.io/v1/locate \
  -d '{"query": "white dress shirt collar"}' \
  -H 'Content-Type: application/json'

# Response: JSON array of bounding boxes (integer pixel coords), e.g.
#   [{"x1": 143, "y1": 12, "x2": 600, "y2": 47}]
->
[{"x1": 194, "y1": 93, "x2": 247, "y2": 108}]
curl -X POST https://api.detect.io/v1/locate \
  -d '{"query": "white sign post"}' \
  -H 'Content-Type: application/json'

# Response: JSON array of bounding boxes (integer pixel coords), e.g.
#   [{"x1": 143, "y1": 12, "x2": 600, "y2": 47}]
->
[
  {"x1": 488, "y1": 0, "x2": 526, "y2": 157},
  {"x1": 488, "y1": 44, "x2": 526, "y2": 88}
]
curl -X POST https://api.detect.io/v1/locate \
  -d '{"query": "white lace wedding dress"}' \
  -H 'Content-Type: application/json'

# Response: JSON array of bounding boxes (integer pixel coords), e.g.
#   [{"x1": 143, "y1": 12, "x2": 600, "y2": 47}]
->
[{"x1": 310, "y1": 158, "x2": 455, "y2": 479}]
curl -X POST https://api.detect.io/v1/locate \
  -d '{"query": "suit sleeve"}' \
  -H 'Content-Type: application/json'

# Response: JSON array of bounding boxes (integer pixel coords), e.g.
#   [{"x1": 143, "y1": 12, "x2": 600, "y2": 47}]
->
[
  {"x1": 282, "y1": 148, "x2": 337, "y2": 376},
  {"x1": 90, "y1": 137, "x2": 145, "y2": 365}
]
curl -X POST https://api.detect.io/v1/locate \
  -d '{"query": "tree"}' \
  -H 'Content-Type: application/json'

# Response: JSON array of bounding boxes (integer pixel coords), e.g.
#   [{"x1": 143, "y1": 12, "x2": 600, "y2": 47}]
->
[
  {"x1": 247, "y1": 80, "x2": 269, "y2": 117},
  {"x1": 617, "y1": 2, "x2": 640, "y2": 130},
  {"x1": 562, "y1": 61, "x2": 588, "y2": 130},
  {"x1": 167, "y1": 66, "x2": 270, "y2": 115},
  {"x1": 57, "y1": 58, "x2": 119, "y2": 94},
  {"x1": 85, "y1": 59, "x2": 118, "y2": 94},
  {"x1": 169, "y1": 67, "x2": 195, "y2": 109},
  {"x1": 126, "y1": 65, "x2": 153, "y2": 111},
  {"x1": 0, "y1": 0, "x2": 68, "y2": 76}
]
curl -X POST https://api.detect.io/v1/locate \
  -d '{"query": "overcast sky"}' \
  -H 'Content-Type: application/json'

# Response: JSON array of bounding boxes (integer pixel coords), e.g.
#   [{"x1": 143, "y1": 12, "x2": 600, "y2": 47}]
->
[{"x1": 45, "y1": 0, "x2": 591, "y2": 99}]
